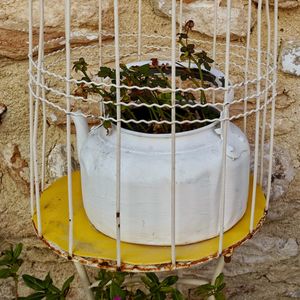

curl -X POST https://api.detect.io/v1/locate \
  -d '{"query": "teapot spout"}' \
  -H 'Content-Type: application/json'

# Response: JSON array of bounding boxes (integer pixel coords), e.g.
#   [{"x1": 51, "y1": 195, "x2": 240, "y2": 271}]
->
[{"x1": 72, "y1": 111, "x2": 89, "y2": 158}]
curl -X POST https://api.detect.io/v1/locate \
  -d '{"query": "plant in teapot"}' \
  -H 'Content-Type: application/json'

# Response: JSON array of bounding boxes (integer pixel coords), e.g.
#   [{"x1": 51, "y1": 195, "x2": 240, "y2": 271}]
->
[{"x1": 72, "y1": 20, "x2": 219, "y2": 134}]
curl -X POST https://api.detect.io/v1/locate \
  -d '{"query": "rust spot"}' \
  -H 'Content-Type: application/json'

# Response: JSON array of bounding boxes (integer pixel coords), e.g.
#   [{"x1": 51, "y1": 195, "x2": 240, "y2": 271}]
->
[{"x1": 224, "y1": 248, "x2": 233, "y2": 263}]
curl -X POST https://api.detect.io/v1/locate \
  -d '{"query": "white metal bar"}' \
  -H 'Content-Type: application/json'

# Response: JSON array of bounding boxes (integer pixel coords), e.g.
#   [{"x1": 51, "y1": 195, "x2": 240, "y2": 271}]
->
[
  {"x1": 113, "y1": 0, "x2": 122, "y2": 269},
  {"x1": 41, "y1": 73, "x2": 47, "y2": 191},
  {"x1": 28, "y1": 0, "x2": 35, "y2": 216},
  {"x1": 74, "y1": 262, "x2": 95, "y2": 300},
  {"x1": 33, "y1": 0, "x2": 45, "y2": 236},
  {"x1": 171, "y1": 0, "x2": 177, "y2": 267},
  {"x1": 212, "y1": 0, "x2": 218, "y2": 61},
  {"x1": 176, "y1": 269, "x2": 183, "y2": 291},
  {"x1": 211, "y1": 256, "x2": 225, "y2": 284},
  {"x1": 178, "y1": 0, "x2": 183, "y2": 87},
  {"x1": 179, "y1": 0, "x2": 183, "y2": 33},
  {"x1": 212, "y1": 0, "x2": 219, "y2": 104},
  {"x1": 266, "y1": 0, "x2": 278, "y2": 209},
  {"x1": 137, "y1": 0, "x2": 142, "y2": 61},
  {"x1": 218, "y1": 0, "x2": 231, "y2": 256},
  {"x1": 208, "y1": 256, "x2": 225, "y2": 300},
  {"x1": 243, "y1": 0, "x2": 252, "y2": 133},
  {"x1": 259, "y1": 0, "x2": 271, "y2": 186},
  {"x1": 64, "y1": 0, "x2": 74, "y2": 256},
  {"x1": 250, "y1": 0, "x2": 262, "y2": 232},
  {"x1": 98, "y1": 0, "x2": 105, "y2": 118},
  {"x1": 98, "y1": 0, "x2": 103, "y2": 67}
]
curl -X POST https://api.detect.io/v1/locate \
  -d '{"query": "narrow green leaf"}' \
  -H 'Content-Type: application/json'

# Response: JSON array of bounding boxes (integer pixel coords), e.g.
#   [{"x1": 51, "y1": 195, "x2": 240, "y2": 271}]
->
[
  {"x1": 114, "y1": 272, "x2": 126, "y2": 285},
  {"x1": 133, "y1": 289, "x2": 147, "y2": 300},
  {"x1": 109, "y1": 281, "x2": 126, "y2": 300},
  {"x1": 47, "y1": 284, "x2": 61, "y2": 294},
  {"x1": 18, "y1": 292, "x2": 46, "y2": 300},
  {"x1": 216, "y1": 282, "x2": 226, "y2": 292},
  {"x1": 215, "y1": 292, "x2": 226, "y2": 300},
  {"x1": 141, "y1": 276, "x2": 154, "y2": 289},
  {"x1": 43, "y1": 273, "x2": 53, "y2": 289},
  {"x1": 10, "y1": 263, "x2": 21, "y2": 274},
  {"x1": 22, "y1": 274, "x2": 46, "y2": 291},
  {"x1": 214, "y1": 273, "x2": 224, "y2": 288},
  {"x1": 171, "y1": 289, "x2": 184, "y2": 300},
  {"x1": 146, "y1": 273, "x2": 160, "y2": 285},
  {"x1": 13, "y1": 243, "x2": 23, "y2": 259},
  {"x1": 45, "y1": 293, "x2": 60, "y2": 300},
  {"x1": 0, "y1": 268, "x2": 12, "y2": 279},
  {"x1": 161, "y1": 276, "x2": 178, "y2": 287},
  {"x1": 196, "y1": 283, "x2": 215, "y2": 295},
  {"x1": 0, "y1": 258, "x2": 11, "y2": 266},
  {"x1": 159, "y1": 286, "x2": 173, "y2": 293},
  {"x1": 203, "y1": 62, "x2": 211, "y2": 71},
  {"x1": 62, "y1": 275, "x2": 74, "y2": 294}
]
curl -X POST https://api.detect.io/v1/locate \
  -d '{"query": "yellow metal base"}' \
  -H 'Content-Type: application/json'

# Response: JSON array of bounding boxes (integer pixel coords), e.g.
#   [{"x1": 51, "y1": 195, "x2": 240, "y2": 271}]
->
[{"x1": 33, "y1": 171, "x2": 266, "y2": 272}]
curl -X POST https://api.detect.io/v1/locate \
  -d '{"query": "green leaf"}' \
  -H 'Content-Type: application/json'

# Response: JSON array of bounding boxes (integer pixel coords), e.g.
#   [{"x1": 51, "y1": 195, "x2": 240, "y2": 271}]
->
[
  {"x1": 62, "y1": 275, "x2": 74, "y2": 295},
  {"x1": 137, "y1": 64, "x2": 150, "y2": 76},
  {"x1": 47, "y1": 284, "x2": 61, "y2": 294},
  {"x1": 203, "y1": 62, "x2": 211, "y2": 71},
  {"x1": 73, "y1": 57, "x2": 88, "y2": 73},
  {"x1": 159, "y1": 287, "x2": 173, "y2": 293},
  {"x1": 153, "y1": 292, "x2": 166, "y2": 300},
  {"x1": 171, "y1": 289, "x2": 184, "y2": 300},
  {"x1": 196, "y1": 283, "x2": 215, "y2": 295},
  {"x1": 23, "y1": 275, "x2": 46, "y2": 291},
  {"x1": 146, "y1": 273, "x2": 160, "y2": 285},
  {"x1": 18, "y1": 292, "x2": 46, "y2": 300},
  {"x1": 217, "y1": 283, "x2": 226, "y2": 292},
  {"x1": 109, "y1": 281, "x2": 126, "y2": 300},
  {"x1": 0, "y1": 258, "x2": 11, "y2": 266},
  {"x1": 0, "y1": 268, "x2": 12, "y2": 279},
  {"x1": 161, "y1": 276, "x2": 178, "y2": 287},
  {"x1": 45, "y1": 294, "x2": 60, "y2": 300},
  {"x1": 3, "y1": 249, "x2": 13, "y2": 261},
  {"x1": 215, "y1": 292, "x2": 226, "y2": 300},
  {"x1": 133, "y1": 289, "x2": 147, "y2": 300},
  {"x1": 177, "y1": 33, "x2": 188, "y2": 40},
  {"x1": 98, "y1": 67, "x2": 116, "y2": 79},
  {"x1": 215, "y1": 273, "x2": 224, "y2": 287},
  {"x1": 10, "y1": 263, "x2": 21, "y2": 274},
  {"x1": 13, "y1": 243, "x2": 23, "y2": 259},
  {"x1": 205, "y1": 56, "x2": 214, "y2": 64},
  {"x1": 141, "y1": 276, "x2": 155, "y2": 289},
  {"x1": 43, "y1": 273, "x2": 53, "y2": 289},
  {"x1": 96, "y1": 269, "x2": 109, "y2": 281}
]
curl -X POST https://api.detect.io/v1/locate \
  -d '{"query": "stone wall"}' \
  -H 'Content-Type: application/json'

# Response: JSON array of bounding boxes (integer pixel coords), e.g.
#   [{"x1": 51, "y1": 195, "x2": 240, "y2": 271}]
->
[{"x1": 0, "y1": 0, "x2": 299, "y2": 299}]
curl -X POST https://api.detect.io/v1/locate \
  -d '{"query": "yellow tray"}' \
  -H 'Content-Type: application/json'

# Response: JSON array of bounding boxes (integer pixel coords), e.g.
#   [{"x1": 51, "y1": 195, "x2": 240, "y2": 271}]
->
[{"x1": 33, "y1": 171, "x2": 266, "y2": 272}]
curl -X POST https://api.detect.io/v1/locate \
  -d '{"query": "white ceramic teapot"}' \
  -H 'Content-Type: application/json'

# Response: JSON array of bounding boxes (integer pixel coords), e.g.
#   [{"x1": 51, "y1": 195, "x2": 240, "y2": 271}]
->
[{"x1": 72, "y1": 62, "x2": 250, "y2": 245}]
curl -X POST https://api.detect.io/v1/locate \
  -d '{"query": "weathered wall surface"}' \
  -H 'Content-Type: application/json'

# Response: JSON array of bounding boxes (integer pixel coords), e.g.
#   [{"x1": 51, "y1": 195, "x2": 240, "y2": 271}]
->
[{"x1": 0, "y1": 0, "x2": 299, "y2": 299}]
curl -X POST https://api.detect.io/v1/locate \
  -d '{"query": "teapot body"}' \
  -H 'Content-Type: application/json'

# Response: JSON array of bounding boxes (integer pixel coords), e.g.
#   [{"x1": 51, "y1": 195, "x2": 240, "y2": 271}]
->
[{"x1": 78, "y1": 121, "x2": 250, "y2": 245}]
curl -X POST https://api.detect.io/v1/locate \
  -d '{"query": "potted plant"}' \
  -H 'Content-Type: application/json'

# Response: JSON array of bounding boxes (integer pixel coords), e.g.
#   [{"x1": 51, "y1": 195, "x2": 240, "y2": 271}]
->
[{"x1": 71, "y1": 21, "x2": 250, "y2": 245}]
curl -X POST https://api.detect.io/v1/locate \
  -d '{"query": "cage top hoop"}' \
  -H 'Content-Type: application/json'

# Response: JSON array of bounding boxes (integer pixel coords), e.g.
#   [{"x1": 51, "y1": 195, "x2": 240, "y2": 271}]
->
[{"x1": 29, "y1": 0, "x2": 278, "y2": 271}]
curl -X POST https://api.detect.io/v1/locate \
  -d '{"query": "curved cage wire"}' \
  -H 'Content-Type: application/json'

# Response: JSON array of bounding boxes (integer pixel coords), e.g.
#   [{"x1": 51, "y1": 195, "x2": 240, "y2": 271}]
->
[{"x1": 29, "y1": 0, "x2": 278, "y2": 271}]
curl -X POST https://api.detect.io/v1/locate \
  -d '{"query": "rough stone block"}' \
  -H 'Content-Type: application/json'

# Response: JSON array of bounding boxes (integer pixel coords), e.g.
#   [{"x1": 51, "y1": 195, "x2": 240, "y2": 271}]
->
[
  {"x1": 150, "y1": 0, "x2": 256, "y2": 37},
  {"x1": 281, "y1": 40, "x2": 300, "y2": 76},
  {"x1": 0, "y1": 143, "x2": 29, "y2": 195}
]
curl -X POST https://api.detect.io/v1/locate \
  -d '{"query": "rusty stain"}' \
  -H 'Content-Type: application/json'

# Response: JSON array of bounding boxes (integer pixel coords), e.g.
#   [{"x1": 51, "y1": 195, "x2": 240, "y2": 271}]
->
[{"x1": 31, "y1": 210, "x2": 267, "y2": 273}]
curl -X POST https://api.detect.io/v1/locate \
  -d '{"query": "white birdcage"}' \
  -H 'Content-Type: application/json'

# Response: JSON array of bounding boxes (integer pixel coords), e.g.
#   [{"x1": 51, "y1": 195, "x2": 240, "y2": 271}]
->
[{"x1": 29, "y1": 0, "x2": 278, "y2": 297}]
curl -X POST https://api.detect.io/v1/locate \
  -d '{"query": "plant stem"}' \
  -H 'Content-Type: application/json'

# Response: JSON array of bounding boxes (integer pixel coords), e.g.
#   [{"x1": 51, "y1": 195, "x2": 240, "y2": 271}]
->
[
  {"x1": 190, "y1": 56, "x2": 206, "y2": 105},
  {"x1": 14, "y1": 276, "x2": 19, "y2": 299}
]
